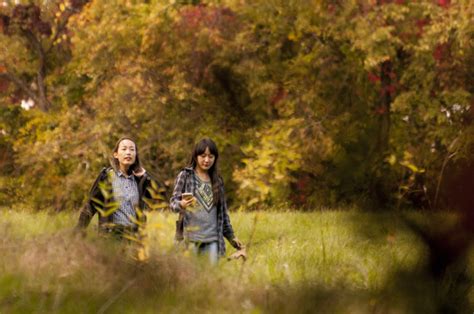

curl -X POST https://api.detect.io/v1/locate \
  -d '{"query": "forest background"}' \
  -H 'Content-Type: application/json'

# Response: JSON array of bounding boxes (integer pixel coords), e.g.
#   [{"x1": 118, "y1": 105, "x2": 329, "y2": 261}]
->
[
  {"x1": 1, "y1": 1, "x2": 473, "y2": 313},
  {"x1": 0, "y1": 0, "x2": 473, "y2": 213}
]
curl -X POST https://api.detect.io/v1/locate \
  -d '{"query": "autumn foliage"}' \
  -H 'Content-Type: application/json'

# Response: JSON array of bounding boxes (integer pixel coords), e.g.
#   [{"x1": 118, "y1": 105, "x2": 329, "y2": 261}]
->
[{"x1": 0, "y1": 0, "x2": 472, "y2": 212}]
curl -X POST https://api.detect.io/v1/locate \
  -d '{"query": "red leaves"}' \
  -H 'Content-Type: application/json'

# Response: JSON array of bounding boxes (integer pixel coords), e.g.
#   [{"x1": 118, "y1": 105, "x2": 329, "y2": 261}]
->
[
  {"x1": 291, "y1": 175, "x2": 312, "y2": 206},
  {"x1": 437, "y1": 0, "x2": 450, "y2": 8},
  {"x1": 368, "y1": 71, "x2": 397, "y2": 101},
  {"x1": 368, "y1": 65, "x2": 396, "y2": 85},
  {"x1": 368, "y1": 72, "x2": 381, "y2": 83},
  {"x1": 370, "y1": 61, "x2": 396, "y2": 115},
  {"x1": 374, "y1": 106, "x2": 387, "y2": 115},
  {"x1": 296, "y1": 177, "x2": 307, "y2": 190},
  {"x1": 376, "y1": 0, "x2": 405, "y2": 5},
  {"x1": 178, "y1": 5, "x2": 237, "y2": 35},
  {"x1": 416, "y1": 18, "x2": 429, "y2": 36},
  {"x1": 382, "y1": 84, "x2": 396, "y2": 96},
  {"x1": 175, "y1": 5, "x2": 240, "y2": 84},
  {"x1": 433, "y1": 44, "x2": 447, "y2": 62},
  {"x1": 180, "y1": 5, "x2": 206, "y2": 30}
]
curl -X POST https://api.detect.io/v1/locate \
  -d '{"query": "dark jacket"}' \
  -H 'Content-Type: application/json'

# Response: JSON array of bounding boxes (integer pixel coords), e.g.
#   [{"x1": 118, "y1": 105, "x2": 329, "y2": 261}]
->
[
  {"x1": 77, "y1": 167, "x2": 154, "y2": 232},
  {"x1": 170, "y1": 167, "x2": 238, "y2": 256}
]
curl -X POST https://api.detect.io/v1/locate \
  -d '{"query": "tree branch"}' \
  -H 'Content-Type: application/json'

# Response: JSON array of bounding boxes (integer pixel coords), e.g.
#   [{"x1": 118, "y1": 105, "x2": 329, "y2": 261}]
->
[
  {"x1": 45, "y1": 11, "x2": 72, "y2": 54},
  {"x1": 0, "y1": 71, "x2": 41, "y2": 104},
  {"x1": 22, "y1": 29, "x2": 50, "y2": 111},
  {"x1": 433, "y1": 137, "x2": 460, "y2": 209}
]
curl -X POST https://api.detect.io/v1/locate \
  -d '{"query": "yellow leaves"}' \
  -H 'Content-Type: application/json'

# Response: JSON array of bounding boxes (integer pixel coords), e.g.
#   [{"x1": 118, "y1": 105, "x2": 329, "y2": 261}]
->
[
  {"x1": 247, "y1": 197, "x2": 260, "y2": 207},
  {"x1": 364, "y1": 55, "x2": 391, "y2": 70},
  {"x1": 387, "y1": 151, "x2": 425, "y2": 174},
  {"x1": 351, "y1": 16, "x2": 400, "y2": 69},
  {"x1": 386, "y1": 154, "x2": 397, "y2": 166},
  {"x1": 233, "y1": 118, "x2": 305, "y2": 208},
  {"x1": 176, "y1": 92, "x2": 186, "y2": 101},
  {"x1": 287, "y1": 32, "x2": 297, "y2": 41},
  {"x1": 144, "y1": 180, "x2": 168, "y2": 211},
  {"x1": 400, "y1": 160, "x2": 425, "y2": 174}
]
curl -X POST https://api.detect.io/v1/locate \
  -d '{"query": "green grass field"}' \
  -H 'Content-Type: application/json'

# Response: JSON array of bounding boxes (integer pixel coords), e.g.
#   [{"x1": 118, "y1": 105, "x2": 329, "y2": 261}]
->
[{"x1": 0, "y1": 208, "x2": 472, "y2": 313}]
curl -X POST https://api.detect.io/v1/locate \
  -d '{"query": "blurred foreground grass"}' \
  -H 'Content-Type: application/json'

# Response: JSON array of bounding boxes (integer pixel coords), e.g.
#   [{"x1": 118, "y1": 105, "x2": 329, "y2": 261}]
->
[{"x1": 0, "y1": 208, "x2": 472, "y2": 313}]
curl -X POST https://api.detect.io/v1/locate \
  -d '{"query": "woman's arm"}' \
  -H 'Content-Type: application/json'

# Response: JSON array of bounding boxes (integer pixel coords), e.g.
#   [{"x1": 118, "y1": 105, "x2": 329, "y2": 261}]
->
[
  {"x1": 76, "y1": 168, "x2": 107, "y2": 229},
  {"x1": 220, "y1": 179, "x2": 237, "y2": 244},
  {"x1": 137, "y1": 171, "x2": 155, "y2": 200},
  {"x1": 219, "y1": 178, "x2": 244, "y2": 250},
  {"x1": 169, "y1": 170, "x2": 187, "y2": 213}
]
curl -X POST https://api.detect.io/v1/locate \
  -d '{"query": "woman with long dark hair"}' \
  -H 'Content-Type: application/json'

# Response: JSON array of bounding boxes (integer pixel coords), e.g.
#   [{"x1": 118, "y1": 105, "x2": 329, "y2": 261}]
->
[
  {"x1": 76, "y1": 137, "x2": 154, "y2": 238},
  {"x1": 170, "y1": 138, "x2": 244, "y2": 264}
]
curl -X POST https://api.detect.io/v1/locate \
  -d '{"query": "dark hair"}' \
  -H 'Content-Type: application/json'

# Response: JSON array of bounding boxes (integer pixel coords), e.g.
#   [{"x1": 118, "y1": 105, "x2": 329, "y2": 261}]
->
[
  {"x1": 110, "y1": 137, "x2": 141, "y2": 175},
  {"x1": 189, "y1": 138, "x2": 221, "y2": 205}
]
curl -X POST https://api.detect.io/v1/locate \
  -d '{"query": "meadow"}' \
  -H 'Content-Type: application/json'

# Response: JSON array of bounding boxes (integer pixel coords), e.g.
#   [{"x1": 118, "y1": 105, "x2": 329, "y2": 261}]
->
[{"x1": 0, "y1": 208, "x2": 472, "y2": 313}]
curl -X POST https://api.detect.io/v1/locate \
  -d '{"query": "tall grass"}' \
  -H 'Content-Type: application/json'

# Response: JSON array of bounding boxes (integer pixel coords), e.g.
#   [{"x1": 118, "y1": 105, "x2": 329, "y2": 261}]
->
[{"x1": 0, "y1": 208, "x2": 472, "y2": 313}]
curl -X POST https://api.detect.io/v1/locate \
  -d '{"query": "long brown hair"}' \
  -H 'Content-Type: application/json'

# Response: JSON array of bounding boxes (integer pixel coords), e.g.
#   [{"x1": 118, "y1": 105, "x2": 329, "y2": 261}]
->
[
  {"x1": 188, "y1": 138, "x2": 221, "y2": 205},
  {"x1": 110, "y1": 137, "x2": 141, "y2": 175}
]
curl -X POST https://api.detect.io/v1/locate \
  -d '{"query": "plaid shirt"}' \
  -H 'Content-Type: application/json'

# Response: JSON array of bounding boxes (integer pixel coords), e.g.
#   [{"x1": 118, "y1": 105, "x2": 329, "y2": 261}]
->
[
  {"x1": 170, "y1": 167, "x2": 236, "y2": 256},
  {"x1": 111, "y1": 170, "x2": 139, "y2": 227}
]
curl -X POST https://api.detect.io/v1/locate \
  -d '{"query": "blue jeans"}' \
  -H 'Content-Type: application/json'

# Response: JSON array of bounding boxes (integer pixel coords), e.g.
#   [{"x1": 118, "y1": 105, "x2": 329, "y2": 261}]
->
[{"x1": 190, "y1": 241, "x2": 219, "y2": 265}]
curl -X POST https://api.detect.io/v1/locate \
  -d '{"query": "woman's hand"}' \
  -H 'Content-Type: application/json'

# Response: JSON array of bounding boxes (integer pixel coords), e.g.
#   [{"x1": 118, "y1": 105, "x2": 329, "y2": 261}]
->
[
  {"x1": 179, "y1": 197, "x2": 194, "y2": 210},
  {"x1": 230, "y1": 237, "x2": 244, "y2": 250},
  {"x1": 228, "y1": 248, "x2": 247, "y2": 261},
  {"x1": 133, "y1": 167, "x2": 146, "y2": 177}
]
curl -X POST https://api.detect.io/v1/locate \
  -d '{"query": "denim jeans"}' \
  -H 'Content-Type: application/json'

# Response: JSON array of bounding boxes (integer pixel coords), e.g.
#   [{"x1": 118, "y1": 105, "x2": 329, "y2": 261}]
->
[{"x1": 190, "y1": 241, "x2": 219, "y2": 265}]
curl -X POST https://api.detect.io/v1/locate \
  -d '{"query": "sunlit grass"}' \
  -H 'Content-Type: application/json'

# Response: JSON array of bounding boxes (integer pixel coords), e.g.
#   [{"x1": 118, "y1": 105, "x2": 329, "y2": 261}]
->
[
  {"x1": 0, "y1": 207, "x2": 76, "y2": 238},
  {"x1": 0, "y1": 208, "x2": 472, "y2": 313}
]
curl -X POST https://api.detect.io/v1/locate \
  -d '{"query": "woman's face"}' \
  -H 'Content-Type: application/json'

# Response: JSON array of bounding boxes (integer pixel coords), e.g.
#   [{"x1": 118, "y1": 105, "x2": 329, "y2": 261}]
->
[
  {"x1": 196, "y1": 147, "x2": 215, "y2": 172},
  {"x1": 113, "y1": 139, "x2": 136, "y2": 169}
]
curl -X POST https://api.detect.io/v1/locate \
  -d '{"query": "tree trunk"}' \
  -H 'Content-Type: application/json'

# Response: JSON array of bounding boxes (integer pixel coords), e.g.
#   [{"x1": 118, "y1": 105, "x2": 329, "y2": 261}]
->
[{"x1": 369, "y1": 60, "x2": 393, "y2": 207}]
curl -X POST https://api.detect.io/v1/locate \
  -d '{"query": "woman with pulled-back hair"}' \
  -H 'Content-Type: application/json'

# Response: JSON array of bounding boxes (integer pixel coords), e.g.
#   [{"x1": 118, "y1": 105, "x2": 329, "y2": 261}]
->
[
  {"x1": 170, "y1": 138, "x2": 245, "y2": 264},
  {"x1": 76, "y1": 137, "x2": 154, "y2": 239}
]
